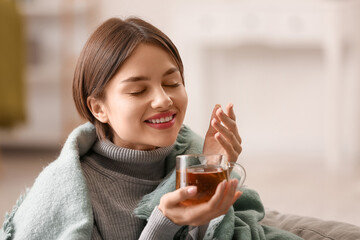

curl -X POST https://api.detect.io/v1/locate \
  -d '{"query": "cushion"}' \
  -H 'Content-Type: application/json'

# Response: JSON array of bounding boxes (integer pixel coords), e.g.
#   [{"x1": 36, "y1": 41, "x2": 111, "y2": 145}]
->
[{"x1": 260, "y1": 210, "x2": 360, "y2": 240}]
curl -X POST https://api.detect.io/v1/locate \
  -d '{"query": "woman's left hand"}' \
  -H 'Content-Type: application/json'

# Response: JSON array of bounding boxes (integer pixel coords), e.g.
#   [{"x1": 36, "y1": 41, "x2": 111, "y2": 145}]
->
[{"x1": 203, "y1": 103, "x2": 242, "y2": 163}]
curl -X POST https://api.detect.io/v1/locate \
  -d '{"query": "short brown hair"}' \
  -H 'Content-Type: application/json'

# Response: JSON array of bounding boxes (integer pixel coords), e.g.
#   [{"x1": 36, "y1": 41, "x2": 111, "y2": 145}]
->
[{"x1": 72, "y1": 17, "x2": 184, "y2": 140}]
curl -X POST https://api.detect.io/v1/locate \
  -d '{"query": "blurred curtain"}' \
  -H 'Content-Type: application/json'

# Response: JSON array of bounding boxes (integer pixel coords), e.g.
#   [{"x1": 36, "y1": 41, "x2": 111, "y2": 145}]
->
[{"x1": 0, "y1": 0, "x2": 26, "y2": 128}]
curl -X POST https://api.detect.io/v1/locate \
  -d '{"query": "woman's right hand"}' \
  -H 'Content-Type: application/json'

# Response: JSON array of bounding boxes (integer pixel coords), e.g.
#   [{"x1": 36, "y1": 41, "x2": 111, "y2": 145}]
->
[{"x1": 158, "y1": 179, "x2": 242, "y2": 226}]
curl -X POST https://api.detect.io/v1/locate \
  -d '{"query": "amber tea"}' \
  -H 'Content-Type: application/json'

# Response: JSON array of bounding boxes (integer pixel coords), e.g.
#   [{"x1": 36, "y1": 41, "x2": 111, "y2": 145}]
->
[
  {"x1": 176, "y1": 154, "x2": 246, "y2": 206},
  {"x1": 176, "y1": 164, "x2": 228, "y2": 206}
]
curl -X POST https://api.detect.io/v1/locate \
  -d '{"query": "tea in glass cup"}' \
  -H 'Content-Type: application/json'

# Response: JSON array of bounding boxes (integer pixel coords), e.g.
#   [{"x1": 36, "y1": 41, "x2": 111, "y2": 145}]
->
[{"x1": 175, "y1": 154, "x2": 246, "y2": 206}]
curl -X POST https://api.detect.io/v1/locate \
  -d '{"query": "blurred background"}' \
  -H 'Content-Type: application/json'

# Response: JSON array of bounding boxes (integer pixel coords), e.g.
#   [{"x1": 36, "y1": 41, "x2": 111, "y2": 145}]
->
[{"x1": 1, "y1": 0, "x2": 359, "y2": 226}]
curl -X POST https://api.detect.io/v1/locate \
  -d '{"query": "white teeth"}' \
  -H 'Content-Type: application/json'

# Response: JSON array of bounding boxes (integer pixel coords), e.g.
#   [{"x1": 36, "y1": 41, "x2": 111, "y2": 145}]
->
[{"x1": 148, "y1": 115, "x2": 174, "y2": 124}]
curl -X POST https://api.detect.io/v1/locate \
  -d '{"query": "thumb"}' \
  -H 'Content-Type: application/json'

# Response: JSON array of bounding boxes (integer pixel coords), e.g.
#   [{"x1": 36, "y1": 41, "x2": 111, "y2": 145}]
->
[{"x1": 163, "y1": 186, "x2": 197, "y2": 206}]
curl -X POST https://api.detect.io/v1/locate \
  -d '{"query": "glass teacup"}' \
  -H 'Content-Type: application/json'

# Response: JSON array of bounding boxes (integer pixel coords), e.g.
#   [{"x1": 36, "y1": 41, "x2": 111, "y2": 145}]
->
[{"x1": 176, "y1": 154, "x2": 246, "y2": 206}]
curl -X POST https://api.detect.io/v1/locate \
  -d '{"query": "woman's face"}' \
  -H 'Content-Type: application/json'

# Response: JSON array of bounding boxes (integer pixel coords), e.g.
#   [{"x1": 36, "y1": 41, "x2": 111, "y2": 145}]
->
[{"x1": 94, "y1": 43, "x2": 188, "y2": 150}]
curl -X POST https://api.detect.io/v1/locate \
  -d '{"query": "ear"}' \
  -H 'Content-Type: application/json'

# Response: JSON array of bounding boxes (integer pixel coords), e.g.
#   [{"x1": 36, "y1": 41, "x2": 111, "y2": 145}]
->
[{"x1": 87, "y1": 96, "x2": 109, "y2": 123}]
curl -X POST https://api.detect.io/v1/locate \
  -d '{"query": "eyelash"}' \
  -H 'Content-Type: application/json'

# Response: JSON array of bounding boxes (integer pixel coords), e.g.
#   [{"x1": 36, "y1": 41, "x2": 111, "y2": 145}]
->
[
  {"x1": 129, "y1": 83, "x2": 181, "y2": 96},
  {"x1": 164, "y1": 83, "x2": 181, "y2": 88},
  {"x1": 129, "y1": 89, "x2": 146, "y2": 96}
]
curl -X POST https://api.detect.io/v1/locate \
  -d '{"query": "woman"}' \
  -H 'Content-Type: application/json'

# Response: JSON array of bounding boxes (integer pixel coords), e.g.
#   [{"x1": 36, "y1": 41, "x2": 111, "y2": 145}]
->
[
  {"x1": 1, "y1": 17, "x2": 302, "y2": 240},
  {"x1": 75, "y1": 16, "x2": 243, "y2": 239}
]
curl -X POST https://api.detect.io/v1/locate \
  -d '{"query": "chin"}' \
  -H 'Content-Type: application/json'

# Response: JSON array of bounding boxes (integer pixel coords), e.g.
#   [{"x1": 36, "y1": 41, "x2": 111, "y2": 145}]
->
[
  {"x1": 144, "y1": 125, "x2": 182, "y2": 148},
  {"x1": 155, "y1": 139, "x2": 177, "y2": 148},
  {"x1": 150, "y1": 136, "x2": 177, "y2": 148}
]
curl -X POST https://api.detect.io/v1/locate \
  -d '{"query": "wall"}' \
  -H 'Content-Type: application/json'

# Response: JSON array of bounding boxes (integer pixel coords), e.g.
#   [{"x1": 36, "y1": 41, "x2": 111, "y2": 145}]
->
[
  {"x1": 1, "y1": 0, "x2": 359, "y2": 168},
  {"x1": 101, "y1": 0, "x2": 360, "y2": 167}
]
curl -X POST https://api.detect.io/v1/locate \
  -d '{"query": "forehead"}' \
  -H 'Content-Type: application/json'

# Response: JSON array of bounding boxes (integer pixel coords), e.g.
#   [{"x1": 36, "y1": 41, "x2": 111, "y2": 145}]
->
[
  {"x1": 105, "y1": 43, "x2": 181, "y2": 90},
  {"x1": 120, "y1": 43, "x2": 176, "y2": 72}
]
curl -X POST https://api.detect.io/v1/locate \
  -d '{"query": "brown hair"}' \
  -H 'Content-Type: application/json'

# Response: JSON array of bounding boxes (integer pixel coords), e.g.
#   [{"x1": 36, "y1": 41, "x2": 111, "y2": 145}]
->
[{"x1": 72, "y1": 17, "x2": 184, "y2": 140}]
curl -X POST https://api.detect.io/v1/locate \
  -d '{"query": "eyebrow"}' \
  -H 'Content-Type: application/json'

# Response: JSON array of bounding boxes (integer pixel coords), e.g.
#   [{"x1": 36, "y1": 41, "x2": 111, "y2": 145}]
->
[
  {"x1": 121, "y1": 67, "x2": 179, "y2": 83},
  {"x1": 162, "y1": 67, "x2": 179, "y2": 77}
]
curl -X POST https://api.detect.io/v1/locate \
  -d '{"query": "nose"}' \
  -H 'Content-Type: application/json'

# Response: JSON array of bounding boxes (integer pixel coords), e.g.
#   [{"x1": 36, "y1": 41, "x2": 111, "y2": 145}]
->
[{"x1": 151, "y1": 88, "x2": 173, "y2": 109}]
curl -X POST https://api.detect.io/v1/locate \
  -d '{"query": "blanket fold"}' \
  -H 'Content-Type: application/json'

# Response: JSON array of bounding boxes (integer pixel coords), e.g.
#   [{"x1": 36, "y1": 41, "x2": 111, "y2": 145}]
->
[{"x1": 134, "y1": 133, "x2": 303, "y2": 240}]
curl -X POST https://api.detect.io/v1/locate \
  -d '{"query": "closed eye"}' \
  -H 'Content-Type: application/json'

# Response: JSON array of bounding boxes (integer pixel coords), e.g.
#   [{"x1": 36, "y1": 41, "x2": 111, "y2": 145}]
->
[
  {"x1": 129, "y1": 89, "x2": 146, "y2": 96},
  {"x1": 163, "y1": 83, "x2": 181, "y2": 88}
]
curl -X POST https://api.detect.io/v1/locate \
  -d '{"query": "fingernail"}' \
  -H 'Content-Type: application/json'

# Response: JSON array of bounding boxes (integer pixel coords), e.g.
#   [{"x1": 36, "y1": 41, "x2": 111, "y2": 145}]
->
[
  {"x1": 236, "y1": 191, "x2": 242, "y2": 199},
  {"x1": 187, "y1": 186, "x2": 197, "y2": 195}
]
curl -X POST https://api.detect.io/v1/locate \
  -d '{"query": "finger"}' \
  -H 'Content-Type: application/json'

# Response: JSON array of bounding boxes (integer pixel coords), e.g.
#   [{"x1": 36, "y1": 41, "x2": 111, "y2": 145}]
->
[
  {"x1": 227, "y1": 104, "x2": 242, "y2": 145},
  {"x1": 232, "y1": 191, "x2": 242, "y2": 204},
  {"x1": 206, "y1": 104, "x2": 222, "y2": 135},
  {"x1": 185, "y1": 180, "x2": 227, "y2": 225},
  {"x1": 226, "y1": 103, "x2": 236, "y2": 121},
  {"x1": 204, "y1": 180, "x2": 236, "y2": 218},
  {"x1": 211, "y1": 119, "x2": 242, "y2": 154},
  {"x1": 216, "y1": 107, "x2": 236, "y2": 131},
  {"x1": 161, "y1": 186, "x2": 197, "y2": 207},
  {"x1": 217, "y1": 179, "x2": 238, "y2": 213},
  {"x1": 215, "y1": 132, "x2": 239, "y2": 161},
  {"x1": 227, "y1": 104, "x2": 242, "y2": 144},
  {"x1": 216, "y1": 107, "x2": 242, "y2": 144},
  {"x1": 206, "y1": 180, "x2": 227, "y2": 209}
]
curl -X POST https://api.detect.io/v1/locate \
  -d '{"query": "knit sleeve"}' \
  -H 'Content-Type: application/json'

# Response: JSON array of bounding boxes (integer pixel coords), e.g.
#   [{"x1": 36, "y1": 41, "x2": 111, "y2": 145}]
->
[{"x1": 138, "y1": 206, "x2": 182, "y2": 240}]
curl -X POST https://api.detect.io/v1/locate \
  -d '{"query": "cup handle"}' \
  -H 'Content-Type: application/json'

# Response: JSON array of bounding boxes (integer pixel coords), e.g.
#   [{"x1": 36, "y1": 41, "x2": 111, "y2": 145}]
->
[{"x1": 228, "y1": 162, "x2": 246, "y2": 190}]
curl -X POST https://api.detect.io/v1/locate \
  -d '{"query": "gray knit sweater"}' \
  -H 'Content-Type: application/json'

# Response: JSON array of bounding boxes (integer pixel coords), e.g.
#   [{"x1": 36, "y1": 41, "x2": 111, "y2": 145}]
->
[{"x1": 81, "y1": 140, "x2": 184, "y2": 239}]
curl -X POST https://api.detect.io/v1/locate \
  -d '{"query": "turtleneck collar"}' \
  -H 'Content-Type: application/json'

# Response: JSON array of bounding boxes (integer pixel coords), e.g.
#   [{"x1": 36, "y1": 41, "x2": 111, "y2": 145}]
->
[{"x1": 91, "y1": 140, "x2": 174, "y2": 181}]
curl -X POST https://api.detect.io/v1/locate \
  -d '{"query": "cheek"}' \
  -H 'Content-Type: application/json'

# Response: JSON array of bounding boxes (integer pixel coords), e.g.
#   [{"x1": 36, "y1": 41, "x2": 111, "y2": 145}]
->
[
  {"x1": 121, "y1": 103, "x2": 143, "y2": 122},
  {"x1": 106, "y1": 98, "x2": 139, "y2": 126},
  {"x1": 178, "y1": 88, "x2": 188, "y2": 111}
]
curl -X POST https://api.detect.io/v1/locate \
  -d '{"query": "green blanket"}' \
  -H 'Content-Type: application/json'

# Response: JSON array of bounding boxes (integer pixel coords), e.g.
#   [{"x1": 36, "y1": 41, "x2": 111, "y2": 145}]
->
[{"x1": 1, "y1": 121, "x2": 303, "y2": 240}]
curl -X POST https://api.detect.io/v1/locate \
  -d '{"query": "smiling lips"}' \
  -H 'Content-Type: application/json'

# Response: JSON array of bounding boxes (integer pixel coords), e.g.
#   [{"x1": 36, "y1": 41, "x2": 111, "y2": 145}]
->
[{"x1": 145, "y1": 112, "x2": 176, "y2": 129}]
